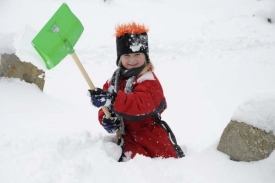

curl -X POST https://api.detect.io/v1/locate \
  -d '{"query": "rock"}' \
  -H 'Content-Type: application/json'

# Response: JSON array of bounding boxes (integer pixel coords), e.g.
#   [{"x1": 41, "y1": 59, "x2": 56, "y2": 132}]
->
[
  {"x1": 0, "y1": 53, "x2": 45, "y2": 91},
  {"x1": 217, "y1": 121, "x2": 275, "y2": 162}
]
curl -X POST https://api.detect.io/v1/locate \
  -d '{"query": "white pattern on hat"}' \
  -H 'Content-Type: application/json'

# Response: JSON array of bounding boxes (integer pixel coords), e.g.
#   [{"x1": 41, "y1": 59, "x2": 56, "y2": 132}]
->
[
  {"x1": 130, "y1": 43, "x2": 143, "y2": 52},
  {"x1": 129, "y1": 34, "x2": 148, "y2": 52}
]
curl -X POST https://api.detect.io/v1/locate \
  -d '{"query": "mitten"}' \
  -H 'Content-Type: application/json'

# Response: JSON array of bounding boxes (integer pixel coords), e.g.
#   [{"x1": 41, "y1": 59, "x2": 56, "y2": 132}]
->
[
  {"x1": 102, "y1": 115, "x2": 120, "y2": 133},
  {"x1": 88, "y1": 88, "x2": 116, "y2": 108}
]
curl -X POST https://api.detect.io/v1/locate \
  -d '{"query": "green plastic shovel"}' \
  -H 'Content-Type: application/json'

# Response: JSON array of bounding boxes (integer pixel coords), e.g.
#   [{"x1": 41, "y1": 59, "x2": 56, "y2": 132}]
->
[{"x1": 31, "y1": 3, "x2": 112, "y2": 120}]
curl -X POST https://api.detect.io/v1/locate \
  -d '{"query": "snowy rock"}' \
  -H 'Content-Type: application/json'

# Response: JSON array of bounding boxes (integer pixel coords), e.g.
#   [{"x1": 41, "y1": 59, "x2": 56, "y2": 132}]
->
[
  {"x1": 0, "y1": 53, "x2": 45, "y2": 91},
  {"x1": 217, "y1": 121, "x2": 275, "y2": 162}
]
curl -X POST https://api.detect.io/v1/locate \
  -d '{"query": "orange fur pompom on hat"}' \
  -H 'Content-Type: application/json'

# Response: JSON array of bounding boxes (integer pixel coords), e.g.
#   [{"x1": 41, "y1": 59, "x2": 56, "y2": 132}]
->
[
  {"x1": 115, "y1": 22, "x2": 150, "y2": 66},
  {"x1": 115, "y1": 22, "x2": 149, "y2": 38}
]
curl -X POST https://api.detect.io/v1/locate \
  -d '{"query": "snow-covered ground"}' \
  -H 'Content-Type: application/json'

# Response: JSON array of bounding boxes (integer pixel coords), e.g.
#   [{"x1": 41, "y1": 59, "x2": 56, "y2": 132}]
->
[{"x1": 0, "y1": 0, "x2": 275, "y2": 182}]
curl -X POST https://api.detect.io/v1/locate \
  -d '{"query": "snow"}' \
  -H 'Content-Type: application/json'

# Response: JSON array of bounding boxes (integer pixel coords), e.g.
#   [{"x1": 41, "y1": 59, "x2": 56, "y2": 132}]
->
[
  {"x1": 232, "y1": 91, "x2": 275, "y2": 133},
  {"x1": 0, "y1": 0, "x2": 275, "y2": 182}
]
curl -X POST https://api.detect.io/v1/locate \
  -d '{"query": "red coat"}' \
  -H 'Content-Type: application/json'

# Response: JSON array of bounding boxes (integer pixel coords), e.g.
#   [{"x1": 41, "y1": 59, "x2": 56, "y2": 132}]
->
[{"x1": 98, "y1": 71, "x2": 179, "y2": 160}]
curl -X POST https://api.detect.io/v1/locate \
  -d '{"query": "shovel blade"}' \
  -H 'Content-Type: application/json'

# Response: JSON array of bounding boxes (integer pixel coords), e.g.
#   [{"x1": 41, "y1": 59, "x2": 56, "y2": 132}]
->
[{"x1": 32, "y1": 3, "x2": 84, "y2": 69}]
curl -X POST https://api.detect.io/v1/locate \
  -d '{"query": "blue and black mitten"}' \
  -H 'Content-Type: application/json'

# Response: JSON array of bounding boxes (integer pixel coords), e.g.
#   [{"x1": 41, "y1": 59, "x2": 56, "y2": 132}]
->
[
  {"x1": 102, "y1": 114, "x2": 121, "y2": 134},
  {"x1": 88, "y1": 88, "x2": 116, "y2": 108}
]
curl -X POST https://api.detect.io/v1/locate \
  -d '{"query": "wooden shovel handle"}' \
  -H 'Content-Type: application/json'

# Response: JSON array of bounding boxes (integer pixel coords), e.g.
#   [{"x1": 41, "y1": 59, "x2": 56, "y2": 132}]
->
[
  {"x1": 71, "y1": 52, "x2": 122, "y2": 138},
  {"x1": 71, "y1": 52, "x2": 110, "y2": 117}
]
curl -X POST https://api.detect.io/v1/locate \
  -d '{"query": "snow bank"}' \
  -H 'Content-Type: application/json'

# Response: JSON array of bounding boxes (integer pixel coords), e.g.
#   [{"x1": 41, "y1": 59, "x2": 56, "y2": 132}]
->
[{"x1": 232, "y1": 91, "x2": 275, "y2": 133}]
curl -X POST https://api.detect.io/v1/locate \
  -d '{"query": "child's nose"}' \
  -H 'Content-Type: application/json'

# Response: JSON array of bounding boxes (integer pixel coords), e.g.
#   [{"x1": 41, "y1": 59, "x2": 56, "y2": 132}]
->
[{"x1": 129, "y1": 56, "x2": 136, "y2": 62}]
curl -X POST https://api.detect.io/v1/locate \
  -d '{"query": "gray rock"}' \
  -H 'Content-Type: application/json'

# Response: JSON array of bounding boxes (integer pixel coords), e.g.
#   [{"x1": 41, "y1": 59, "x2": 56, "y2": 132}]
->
[
  {"x1": 0, "y1": 53, "x2": 45, "y2": 91},
  {"x1": 217, "y1": 121, "x2": 275, "y2": 162}
]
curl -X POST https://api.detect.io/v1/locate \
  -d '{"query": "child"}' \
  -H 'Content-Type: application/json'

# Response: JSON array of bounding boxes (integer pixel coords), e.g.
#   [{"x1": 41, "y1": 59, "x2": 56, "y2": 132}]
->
[{"x1": 89, "y1": 22, "x2": 184, "y2": 162}]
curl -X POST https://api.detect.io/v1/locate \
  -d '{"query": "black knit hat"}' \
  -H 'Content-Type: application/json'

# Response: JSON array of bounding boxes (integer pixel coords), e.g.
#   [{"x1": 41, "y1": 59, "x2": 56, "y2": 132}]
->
[{"x1": 115, "y1": 22, "x2": 150, "y2": 66}]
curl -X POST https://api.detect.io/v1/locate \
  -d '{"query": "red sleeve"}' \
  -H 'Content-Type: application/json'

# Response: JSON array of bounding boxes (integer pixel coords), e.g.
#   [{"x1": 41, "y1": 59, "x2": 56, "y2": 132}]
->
[{"x1": 113, "y1": 76, "x2": 165, "y2": 118}]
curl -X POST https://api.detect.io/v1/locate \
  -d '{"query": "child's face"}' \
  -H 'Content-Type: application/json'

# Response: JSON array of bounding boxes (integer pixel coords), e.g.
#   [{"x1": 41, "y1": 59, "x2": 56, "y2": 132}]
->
[{"x1": 120, "y1": 53, "x2": 146, "y2": 69}]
